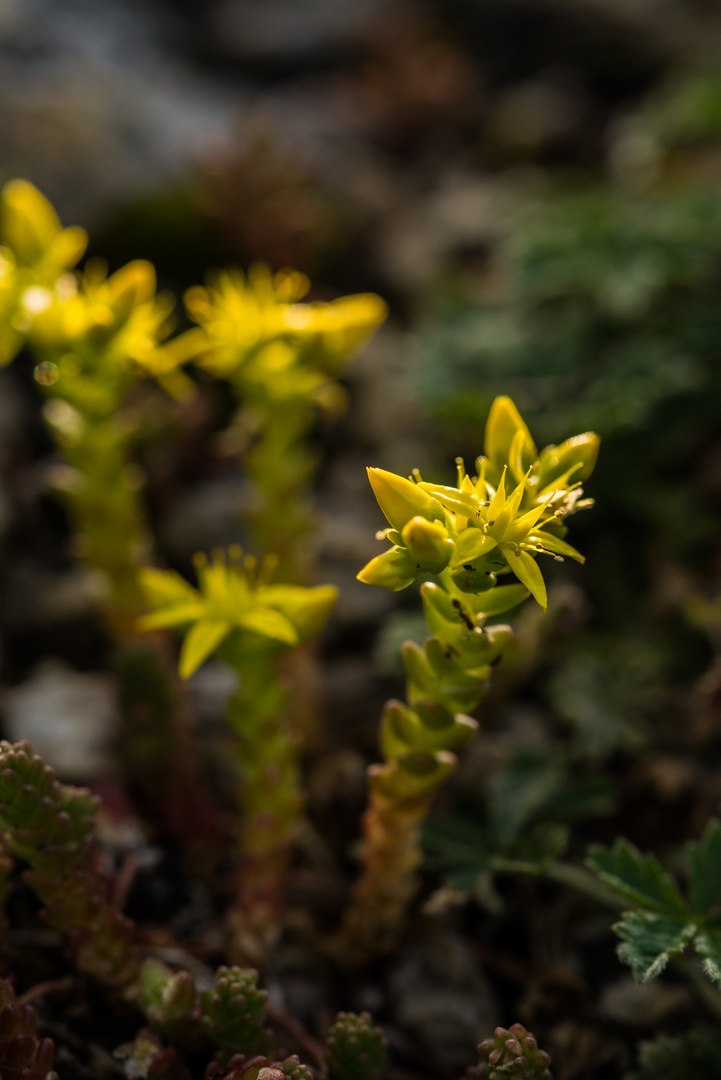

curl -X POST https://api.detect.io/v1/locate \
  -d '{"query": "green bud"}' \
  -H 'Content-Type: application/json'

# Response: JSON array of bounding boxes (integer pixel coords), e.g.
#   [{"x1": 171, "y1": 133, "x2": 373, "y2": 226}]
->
[
  {"x1": 484, "y1": 396, "x2": 537, "y2": 476},
  {"x1": 537, "y1": 431, "x2": 599, "y2": 487},
  {"x1": 401, "y1": 640, "x2": 438, "y2": 699},
  {"x1": 401, "y1": 516, "x2": 454, "y2": 573},
  {"x1": 414, "y1": 699, "x2": 455, "y2": 731},
  {"x1": 449, "y1": 557, "x2": 499, "y2": 594},
  {"x1": 455, "y1": 624, "x2": 512, "y2": 666},
  {"x1": 420, "y1": 582, "x2": 471, "y2": 643},
  {"x1": 380, "y1": 700, "x2": 424, "y2": 758},
  {"x1": 367, "y1": 467, "x2": 444, "y2": 532},
  {"x1": 357, "y1": 546, "x2": 418, "y2": 591}
]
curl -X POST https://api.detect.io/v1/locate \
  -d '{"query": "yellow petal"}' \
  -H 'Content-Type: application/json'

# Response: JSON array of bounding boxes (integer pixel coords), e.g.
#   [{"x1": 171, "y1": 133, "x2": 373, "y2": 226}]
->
[{"x1": 504, "y1": 547, "x2": 547, "y2": 610}]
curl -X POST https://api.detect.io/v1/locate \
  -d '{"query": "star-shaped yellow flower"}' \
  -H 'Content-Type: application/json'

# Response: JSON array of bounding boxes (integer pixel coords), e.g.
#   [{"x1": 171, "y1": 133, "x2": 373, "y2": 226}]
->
[{"x1": 139, "y1": 548, "x2": 337, "y2": 677}]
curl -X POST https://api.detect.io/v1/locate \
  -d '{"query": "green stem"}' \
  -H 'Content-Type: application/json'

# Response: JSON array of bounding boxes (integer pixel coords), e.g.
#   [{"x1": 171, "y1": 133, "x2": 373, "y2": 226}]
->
[{"x1": 226, "y1": 648, "x2": 303, "y2": 964}]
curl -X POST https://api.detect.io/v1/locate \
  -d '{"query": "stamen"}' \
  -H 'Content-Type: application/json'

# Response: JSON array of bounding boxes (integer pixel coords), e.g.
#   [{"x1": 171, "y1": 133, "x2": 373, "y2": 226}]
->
[
  {"x1": 455, "y1": 456, "x2": 465, "y2": 487},
  {"x1": 554, "y1": 555, "x2": 564, "y2": 562}
]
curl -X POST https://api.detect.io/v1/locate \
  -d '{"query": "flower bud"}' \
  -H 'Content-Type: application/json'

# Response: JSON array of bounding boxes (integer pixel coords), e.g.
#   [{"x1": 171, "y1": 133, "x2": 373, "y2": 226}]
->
[
  {"x1": 367, "y1": 467, "x2": 444, "y2": 532},
  {"x1": 537, "y1": 431, "x2": 599, "y2": 487},
  {"x1": 401, "y1": 516, "x2": 454, "y2": 574},
  {"x1": 449, "y1": 558, "x2": 498, "y2": 594},
  {"x1": 357, "y1": 546, "x2": 418, "y2": 591},
  {"x1": 484, "y1": 396, "x2": 537, "y2": 475}
]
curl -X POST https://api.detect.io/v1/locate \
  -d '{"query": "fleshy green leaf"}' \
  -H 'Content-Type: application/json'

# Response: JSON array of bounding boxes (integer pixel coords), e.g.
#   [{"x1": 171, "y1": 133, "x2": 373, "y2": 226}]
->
[
  {"x1": 469, "y1": 582, "x2": 530, "y2": 616},
  {"x1": 587, "y1": 839, "x2": 688, "y2": 916},
  {"x1": 179, "y1": 619, "x2": 231, "y2": 678},
  {"x1": 695, "y1": 926, "x2": 721, "y2": 985},
  {"x1": 689, "y1": 819, "x2": 721, "y2": 916},
  {"x1": 615, "y1": 910, "x2": 695, "y2": 982}
]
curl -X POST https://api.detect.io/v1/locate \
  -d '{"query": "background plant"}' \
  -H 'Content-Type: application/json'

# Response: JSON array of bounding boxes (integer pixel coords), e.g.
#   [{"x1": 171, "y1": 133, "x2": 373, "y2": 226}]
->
[{"x1": 140, "y1": 547, "x2": 337, "y2": 964}]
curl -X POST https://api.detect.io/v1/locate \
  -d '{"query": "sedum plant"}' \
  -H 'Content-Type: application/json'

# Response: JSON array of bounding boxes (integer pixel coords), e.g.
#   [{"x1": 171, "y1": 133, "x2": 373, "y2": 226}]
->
[
  {"x1": 326, "y1": 1011, "x2": 387, "y2": 1080},
  {"x1": 139, "y1": 547, "x2": 337, "y2": 963},
  {"x1": 468, "y1": 1024, "x2": 553, "y2": 1080},
  {"x1": 0, "y1": 740, "x2": 138, "y2": 992},
  {"x1": 183, "y1": 265, "x2": 386, "y2": 584},
  {"x1": 6, "y1": 198, "x2": 193, "y2": 637},
  {"x1": 0, "y1": 180, "x2": 221, "y2": 859},
  {"x1": 0, "y1": 976, "x2": 56, "y2": 1080},
  {"x1": 339, "y1": 396, "x2": 598, "y2": 959}
]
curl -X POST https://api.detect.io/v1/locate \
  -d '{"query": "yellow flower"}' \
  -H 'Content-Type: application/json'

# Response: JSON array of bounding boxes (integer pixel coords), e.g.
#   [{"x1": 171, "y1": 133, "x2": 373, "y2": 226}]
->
[
  {"x1": 0, "y1": 180, "x2": 88, "y2": 364},
  {"x1": 358, "y1": 397, "x2": 598, "y2": 610},
  {"x1": 183, "y1": 263, "x2": 387, "y2": 383},
  {"x1": 139, "y1": 547, "x2": 337, "y2": 677}
]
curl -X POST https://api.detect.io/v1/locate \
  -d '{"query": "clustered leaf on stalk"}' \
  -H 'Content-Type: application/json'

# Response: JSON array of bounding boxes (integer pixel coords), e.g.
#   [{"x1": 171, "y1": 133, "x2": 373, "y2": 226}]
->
[
  {"x1": 0, "y1": 180, "x2": 192, "y2": 637},
  {"x1": 339, "y1": 397, "x2": 598, "y2": 960}
]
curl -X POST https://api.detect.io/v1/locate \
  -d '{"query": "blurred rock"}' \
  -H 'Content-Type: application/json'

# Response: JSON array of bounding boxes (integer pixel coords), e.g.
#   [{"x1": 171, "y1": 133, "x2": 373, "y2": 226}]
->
[
  {"x1": 210, "y1": 0, "x2": 392, "y2": 62},
  {"x1": 388, "y1": 929, "x2": 498, "y2": 1072},
  {"x1": 3, "y1": 659, "x2": 118, "y2": 779},
  {"x1": 598, "y1": 974, "x2": 691, "y2": 1027},
  {"x1": 158, "y1": 475, "x2": 250, "y2": 564},
  {"x1": 0, "y1": 0, "x2": 236, "y2": 223}
]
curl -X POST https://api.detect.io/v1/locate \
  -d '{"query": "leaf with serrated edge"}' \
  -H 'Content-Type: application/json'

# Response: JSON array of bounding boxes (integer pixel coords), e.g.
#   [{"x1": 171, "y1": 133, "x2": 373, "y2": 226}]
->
[
  {"x1": 690, "y1": 820, "x2": 721, "y2": 916},
  {"x1": 587, "y1": 839, "x2": 688, "y2": 916},
  {"x1": 615, "y1": 911, "x2": 695, "y2": 982},
  {"x1": 695, "y1": 927, "x2": 721, "y2": 985}
]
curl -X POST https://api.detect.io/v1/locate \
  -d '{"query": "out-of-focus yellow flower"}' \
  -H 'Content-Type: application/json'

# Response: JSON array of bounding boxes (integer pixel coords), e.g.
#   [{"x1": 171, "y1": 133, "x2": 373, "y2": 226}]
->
[
  {"x1": 358, "y1": 396, "x2": 598, "y2": 609},
  {"x1": 183, "y1": 263, "x2": 387, "y2": 386},
  {"x1": 26, "y1": 258, "x2": 196, "y2": 404},
  {"x1": 0, "y1": 180, "x2": 88, "y2": 364},
  {"x1": 139, "y1": 547, "x2": 338, "y2": 678}
]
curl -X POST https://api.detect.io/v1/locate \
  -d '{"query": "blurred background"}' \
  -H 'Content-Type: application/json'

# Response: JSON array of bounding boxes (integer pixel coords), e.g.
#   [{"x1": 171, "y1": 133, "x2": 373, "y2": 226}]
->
[{"x1": 3, "y1": 2, "x2": 721, "y2": 1072}]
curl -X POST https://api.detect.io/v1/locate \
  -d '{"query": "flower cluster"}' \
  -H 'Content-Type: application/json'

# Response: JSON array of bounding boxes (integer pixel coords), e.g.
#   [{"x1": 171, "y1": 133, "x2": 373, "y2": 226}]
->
[
  {"x1": 184, "y1": 264, "x2": 387, "y2": 386},
  {"x1": 359, "y1": 397, "x2": 598, "y2": 609},
  {"x1": 139, "y1": 547, "x2": 338, "y2": 678},
  {"x1": 0, "y1": 179, "x2": 87, "y2": 364}
]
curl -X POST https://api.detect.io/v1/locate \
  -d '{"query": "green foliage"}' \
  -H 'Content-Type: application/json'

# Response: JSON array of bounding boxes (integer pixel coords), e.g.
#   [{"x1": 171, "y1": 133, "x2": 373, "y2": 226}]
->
[
  {"x1": 0, "y1": 976, "x2": 56, "y2": 1080},
  {"x1": 424, "y1": 744, "x2": 612, "y2": 909},
  {"x1": 0, "y1": 180, "x2": 197, "y2": 635},
  {"x1": 626, "y1": 1026, "x2": 721, "y2": 1080},
  {"x1": 0, "y1": 739, "x2": 138, "y2": 989},
  {"x1": 201, "y1": 966, "x2": 272, "y2": 1062},
  {"x1": 326, "y1": 1012, "x2": 387, "y2": 1080},
  {"x1": 472, "y1": 1023, "x2": 552, "y2": 1080},
  {"x1": 588, "y1": 820, "x2": 721, "y2": 984},
  {"x1": 546, "y1": 634, "x2": 660, "y2": 759}
]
